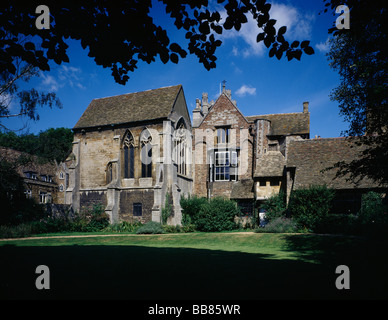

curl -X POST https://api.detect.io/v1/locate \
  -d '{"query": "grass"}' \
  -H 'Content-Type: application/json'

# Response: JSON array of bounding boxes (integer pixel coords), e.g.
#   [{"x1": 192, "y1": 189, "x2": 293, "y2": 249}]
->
[{"x1": 1, "y1": 232, "x2": 387, "y2": 300}]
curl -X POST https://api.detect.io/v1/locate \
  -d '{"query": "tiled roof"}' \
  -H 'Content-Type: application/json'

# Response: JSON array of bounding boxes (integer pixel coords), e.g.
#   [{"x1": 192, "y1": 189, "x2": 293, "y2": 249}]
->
[
  {"x1": 287, "y1": 137, "x2": 380, "y2": 189},
  {"x1": 230, "y1": 179, "x2": 254, "y2": 199},
  {"x1": 246, "y1": 112, "x2": 310, "y2": 136},
  {"x1": 254, "y1": 151, "x2": 286, "y2": 177},
  {"x1": 73, "y1": 85, "x2": 182, "y2": 129},
  {"x1": 0, "y1": 147, "x2": 58, "y2": 182}
]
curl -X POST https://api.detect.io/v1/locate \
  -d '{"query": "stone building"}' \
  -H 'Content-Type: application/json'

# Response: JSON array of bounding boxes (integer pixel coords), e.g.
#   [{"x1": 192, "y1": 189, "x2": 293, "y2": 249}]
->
[
  {"x1": 0, "y1": 147, "x2": 67, "y2": 204},
  {"x1": 66, "y1": 85, "x2": 192, "y2": 224},
  {"x1": 192, "y1": 83, "x2": 310, "y2": 215},
  {"x1": 286, "y1": 137, "x2": 385, "y2": 213},
  {"x1": 67, "y1": 83, "x2": 385, "y2": 225}
]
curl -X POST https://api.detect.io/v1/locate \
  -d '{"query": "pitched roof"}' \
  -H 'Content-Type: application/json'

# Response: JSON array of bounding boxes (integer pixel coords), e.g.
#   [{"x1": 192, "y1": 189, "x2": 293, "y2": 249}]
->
[
  {"x1": 230, "y1": 179, "x2": 254, "y2": 199},
  {"x1": 0, "y1": 147, "x2": 59, "y2": 182},
  {"x1": 254, "y1": 151, "x2": 286, "y2": 177},
  {"x1": 246, "y1": 112, "x2": 310, "y2": 136},
  {"x1": 74, "y1": 85, "x2": 182, "y2": 129},
  {"x1": 287, "y1": 137, "x2": 381, "y2": 189}
]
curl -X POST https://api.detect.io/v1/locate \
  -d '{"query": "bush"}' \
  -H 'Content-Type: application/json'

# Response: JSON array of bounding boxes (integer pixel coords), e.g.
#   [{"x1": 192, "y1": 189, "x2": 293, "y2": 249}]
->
[
  {"x1": 136, "y1": 221, "x2": 165, "y2": 234},
  {"x1": 288, "y1": 185, "x2": 335, "y2": 231},
  {"x1": 358, "y1": 191, "x2": 387, "y2": 224},
  {"x1": 180, "y1": 195, "x2": 208, "y2": 226},
  {"x1": 255, "y1": 217, "x2": 297, "y2": 233},
  {"x1": 357, "y1": 191, "x2": 388, "y2": 236},
  {"x1": 105, "y1": 221, "x2": 143, "y2": 233},
  {"x1": 77, "y1": 203, "x2": 110, "y2": 232},
  {"x1": 181, "y1": 196, "x2": 240, "y2": 232},
  {"x1": 161, "y1": 223, "x2": 196, "y2": 233},
  {"x1": 0, "y1": 224, "x2": 32, "y2": 238},
  {"x1": 261, "y1": 191, "x2": 287, "y2": 222},
  {"x1": 195, "y1": 197, "x2": 239, "y2": 232}
]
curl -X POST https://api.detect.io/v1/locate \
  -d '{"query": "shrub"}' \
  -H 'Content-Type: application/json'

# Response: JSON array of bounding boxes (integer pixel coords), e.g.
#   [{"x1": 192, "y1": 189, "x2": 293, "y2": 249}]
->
[
  {"x1": 288, "y1": 185, "x2": 335, "y2": 231},
  {"x1": 105, "y1": 221, "x2": 142, "y2": 233},
  {"x1": 357, "y1": 191, "x2": 388, "y2": 236},
  {"x1": 358, "y1": 191, "x2": 387, "y2": 224},
  {"x1": 255, "y1": 217, "x2": 297, "y2": 233},
  {"x1": 180, "y1": 194, "x2": 208, "y2": 226},
  {"x1": 161, "y1": 223, "x2": 196, "y2": 233},
  {"x1": 195, "y1": 197, "x2": 239, "y2": 232},
  {"x1": 78, "y1": 203, "x2": 110, "y2": 232},
  {"x1": 0, "y1": 224, "x2": 32, "y2": 238},
  {"x1": 162, "y1": 193, "x2": 173, "y2": 225},
  {"x1": 136, "y1": 221, "x2": 165, "y2": 234},
  {"x1": 261, "y1": 191, "x2": 287, "y2": 222}
]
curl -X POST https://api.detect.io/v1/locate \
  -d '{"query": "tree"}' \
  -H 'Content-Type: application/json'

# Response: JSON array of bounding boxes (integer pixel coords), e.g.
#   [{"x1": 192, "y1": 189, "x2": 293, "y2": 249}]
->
[
  {"x1": 1, "y1": 0, "x2": 314, "y2": 86},
  {"x1": 324, "y1": 0, "x2": 388, "y2": 185},
  {"x1": 0, "y1": 127, "x2": 73, "y2": 163},
  {"x1": 0, "y1": 35, "x2": 62, "y2": 131}
]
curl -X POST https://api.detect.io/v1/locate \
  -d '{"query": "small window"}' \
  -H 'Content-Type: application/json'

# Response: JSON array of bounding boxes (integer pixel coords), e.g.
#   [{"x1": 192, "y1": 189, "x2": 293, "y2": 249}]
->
[
  {"x1": 268, "y1": 143, "x2": 278, "y2": 151},
  {"x1": 59, "y1": 172, "x2": 64, "y2": 179},
  {"x1": 260, "y1": 180, "x2": 266, "y2": 187},
  {"x1": 216, "y1": 127, "x2": 230, "y2": 144},
  {"x1": 40, "y1": 192, "x2": 52, "y2": 203},
  {"x1": 59, "y1": 184, "x2": 64, "y2": 192},
  {"x1": 106, "y1": 163, "x2": 113, "y2": 184},
  {"x1": 270, "y1": 179, "x2": 280, "y2": 186},
  {"x1": 24, "y1": 189, "x2": 32, "y2": 199},
  {"x1": 133, "y1": 203, "x2": 142, "y2": 216}
]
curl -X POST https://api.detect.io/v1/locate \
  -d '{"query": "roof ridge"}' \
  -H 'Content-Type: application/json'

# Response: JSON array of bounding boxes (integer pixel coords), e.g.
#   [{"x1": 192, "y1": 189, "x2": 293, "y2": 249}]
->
[
  {"x1": 247, "y1": 112, "x2": 305, "y2": 118},
  {"x1": 92, "y1": 84, "x2": 181, "y2": 101}
]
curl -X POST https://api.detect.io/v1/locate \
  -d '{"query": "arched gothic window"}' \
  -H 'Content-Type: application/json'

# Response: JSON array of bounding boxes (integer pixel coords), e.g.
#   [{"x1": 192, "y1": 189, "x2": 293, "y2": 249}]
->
[
  {"x1": 123, "y1": 131, "x2": 135, "y2": 178},
  {"x1": 174, "y1": 121, "x2": 188, "y2": 176},
  {"x1": 140, "y1": 129, "x2": 152, "y2": 178}
]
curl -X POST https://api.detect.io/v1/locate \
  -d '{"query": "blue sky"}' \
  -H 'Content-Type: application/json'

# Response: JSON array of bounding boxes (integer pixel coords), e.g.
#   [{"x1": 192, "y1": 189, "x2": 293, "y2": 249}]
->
[{"x1": 4, "y1": 0, "x2": 348, "y2": 139}]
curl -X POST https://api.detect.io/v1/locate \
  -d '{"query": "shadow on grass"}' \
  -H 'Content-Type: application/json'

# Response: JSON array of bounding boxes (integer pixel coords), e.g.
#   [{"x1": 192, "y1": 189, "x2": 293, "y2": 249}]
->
[
  {"x1": 282, "y1": 234, "x2": 388, "y2": 300},
  {"x1": 1, "y1": 237, "x2": 387, "y2": 300}
]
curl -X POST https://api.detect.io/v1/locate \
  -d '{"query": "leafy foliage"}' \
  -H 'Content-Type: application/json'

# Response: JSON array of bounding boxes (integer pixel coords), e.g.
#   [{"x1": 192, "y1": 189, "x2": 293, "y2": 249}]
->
[
  {"x1": 358, "y1": 191, "x2": 388, "y2": 225},
  {"x1": 0, "y1": 156, "x2": 46, "y2": 225},
  {"x1": 180, "y1": 194, "x2": 208, "y2": 226},
  {"x1": 0, "y1": 127, "x2": 73, "y2": 163},
  {"x1": 288, "y1": 185, "x2": 335, "y2": 231},
  {"x1": 261, "y1": 191, "x2": 287, "y2": 222},
  {"x1": 0, "y1": 0, "x2": 314, "y2": 86},
  {"x1": 161, "y1": 192, "x2": 173, "y2": 225},
  {"x1": 136, "y1": 221, "x2": 165, "y2": 234},
  {"x1": 0, "y1": 60, "x2": 62, "y2": 131},
  {"x1": 181, "y1": 195, "x2": 239, "y2": 232},
  {"x1": 255, "y1": 217, "x2": 297, "y2": 233},
  {"x1": 324, "y1": 0, "x2": 388, "y2": 185}
]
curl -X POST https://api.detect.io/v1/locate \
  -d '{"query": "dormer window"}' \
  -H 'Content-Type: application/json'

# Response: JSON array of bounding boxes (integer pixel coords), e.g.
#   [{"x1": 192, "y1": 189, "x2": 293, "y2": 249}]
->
[{"x1": 24, "y1": 171, "x2": 37, "y2": 180}]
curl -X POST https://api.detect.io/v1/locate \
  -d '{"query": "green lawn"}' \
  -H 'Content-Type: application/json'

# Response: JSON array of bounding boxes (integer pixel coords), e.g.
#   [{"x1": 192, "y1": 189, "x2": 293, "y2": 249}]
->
[{"x1": 1, "y1": 232, "x2": 387, "y2": 300}]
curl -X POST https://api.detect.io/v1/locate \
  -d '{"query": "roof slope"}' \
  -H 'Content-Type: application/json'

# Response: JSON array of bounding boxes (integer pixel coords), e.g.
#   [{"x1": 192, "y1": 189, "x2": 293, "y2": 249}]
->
[
  {"x1": 287, "y1": 137, "x2": 381, "y2": 189},
  {"x1": 246, "y1": 112, "x2": 309, "y2": 136},
  {"x1": 74, "y1": 85, "x2": 182, "y2": 129}
]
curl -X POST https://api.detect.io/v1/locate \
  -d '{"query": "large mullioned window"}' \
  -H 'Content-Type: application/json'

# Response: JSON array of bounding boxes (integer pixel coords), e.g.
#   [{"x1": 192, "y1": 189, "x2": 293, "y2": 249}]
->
[
  {"x1": 174, "y1": 122, "x2": 188, "y2": 176},
  {"x1": 140, "y1": 129, "x2": 152, "y2": 178},
  {"x1": 214, "y1": 150, "x2": 238, "y2": 181},
  {"x1": 123, "y1": 131, "x2": 135, "y2": 179}
]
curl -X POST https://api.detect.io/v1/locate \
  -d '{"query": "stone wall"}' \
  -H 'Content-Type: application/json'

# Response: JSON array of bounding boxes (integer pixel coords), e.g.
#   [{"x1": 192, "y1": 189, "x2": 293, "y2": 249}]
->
[
  {"x1": 193, "y1": 93, "x2": 253, "y2": 198},
  {"x1": 119, "y1": 189, "x2": 154, "y2": 223}
]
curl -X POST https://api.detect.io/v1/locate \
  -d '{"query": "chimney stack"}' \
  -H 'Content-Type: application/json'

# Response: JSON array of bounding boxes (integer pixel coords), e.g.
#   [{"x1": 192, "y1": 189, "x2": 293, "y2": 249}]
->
[
  {"x1": 303, "y1": 101, "x2": 309, "y2": 113},
  {"x1": 202, "y1": 92, "x2": 209, "y2": 115}
]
